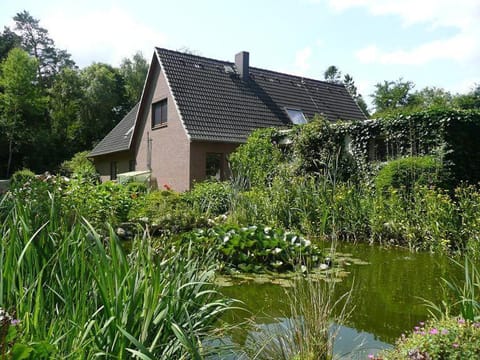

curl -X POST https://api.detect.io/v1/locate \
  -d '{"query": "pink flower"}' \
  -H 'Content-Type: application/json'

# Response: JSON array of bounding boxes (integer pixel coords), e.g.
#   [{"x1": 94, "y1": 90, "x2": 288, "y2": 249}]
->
[
  {"x1": 441, "y1": 329, "x2": 449, "y2": 335},
  {"x1": 368, "y1": 355, "x2": 374, "y2": 359},
  {"x1": 458, "y1": 318, "x2": 465, "y2": 324},
  {"x1": 429, "y1": 328, "x2": 439, "y2": 335},
  {"x1": 453, "y1": 343, "x2": 459, "y2": 348}
]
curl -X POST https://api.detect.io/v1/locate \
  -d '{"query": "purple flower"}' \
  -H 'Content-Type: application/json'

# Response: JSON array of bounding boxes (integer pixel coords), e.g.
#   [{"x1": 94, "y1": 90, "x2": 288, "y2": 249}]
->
[
  {"x1": 414, "y1": 326, "x2": 420, "y2": 331},
  {"x1": 429, "y1": 328, "x2": 439, "y2": 335},
  {"x1": 453, "y1": 343, "x2": 459, "y2": 348},
  {"x1": 368, "y1": 355, "x2": 374, "y2": 359},
  {"x1": 458, "y1": 318, "x2": 465, "y2": 324},
  {"x1": 10, "y1": 319, "x2": 19, "y2": 326},
  {"x1": 419, "y1": 321, "x2": 425, "y2": 326},
  {"x1": 441, "y1": 329, "x2": 449, "y2": 335},
  {"x1": 474, "y1": 322, "x2": 480, "y2": 328}
]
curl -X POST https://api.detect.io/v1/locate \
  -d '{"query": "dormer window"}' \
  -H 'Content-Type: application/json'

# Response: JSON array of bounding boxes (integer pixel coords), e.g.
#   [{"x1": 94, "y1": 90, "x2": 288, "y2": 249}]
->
[
  {"x1": 285, "y1": 108, "x2": 307, "y2": 125},
  {"x1": 152, "y1": 99, "x2": 168, "y2": 128}
]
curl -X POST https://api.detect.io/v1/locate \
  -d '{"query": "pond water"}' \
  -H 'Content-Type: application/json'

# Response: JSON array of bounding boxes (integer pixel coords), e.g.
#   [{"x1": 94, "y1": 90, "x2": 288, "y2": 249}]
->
[{"x1": 219, "y1": 241, "x2": 463, "y2": 358}]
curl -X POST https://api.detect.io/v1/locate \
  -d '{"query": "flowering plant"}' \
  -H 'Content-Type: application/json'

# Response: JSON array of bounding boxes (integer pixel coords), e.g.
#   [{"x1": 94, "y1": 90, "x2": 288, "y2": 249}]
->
[{"x1": 381, "y1": 317, "x2": 480, "y2": 359}]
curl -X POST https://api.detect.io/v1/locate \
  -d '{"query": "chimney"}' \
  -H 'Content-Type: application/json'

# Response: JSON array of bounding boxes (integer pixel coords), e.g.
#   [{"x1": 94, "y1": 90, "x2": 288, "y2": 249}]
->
[{"x1": 235, "y1": 51, "x2": 249, "y2": 81}]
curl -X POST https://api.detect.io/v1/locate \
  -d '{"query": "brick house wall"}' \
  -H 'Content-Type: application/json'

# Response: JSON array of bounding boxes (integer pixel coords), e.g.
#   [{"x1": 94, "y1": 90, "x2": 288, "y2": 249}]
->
[{"x1": 133, "y1": 60, "x2": 191, "y2": 191}]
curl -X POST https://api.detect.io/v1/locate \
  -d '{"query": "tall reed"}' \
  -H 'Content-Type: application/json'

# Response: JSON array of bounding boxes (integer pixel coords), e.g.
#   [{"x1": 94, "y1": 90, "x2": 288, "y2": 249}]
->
[
  {"x1": 0, "y1": 192, "x2": 233, "y2": 358},
  {"x1": 247, "y1": 275, "x2": 351, "y2": 360}
]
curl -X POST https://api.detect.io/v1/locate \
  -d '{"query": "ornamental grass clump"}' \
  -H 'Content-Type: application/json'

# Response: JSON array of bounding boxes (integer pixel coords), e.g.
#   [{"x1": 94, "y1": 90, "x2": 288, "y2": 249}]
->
[{"x1": 246, "y1": 275, "x2": 351, "y2": 360}]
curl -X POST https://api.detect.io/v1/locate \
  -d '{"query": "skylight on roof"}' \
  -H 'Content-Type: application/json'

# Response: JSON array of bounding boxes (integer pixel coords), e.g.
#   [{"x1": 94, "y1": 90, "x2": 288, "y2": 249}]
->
[
  {"x1": 285, "y1": 108, "x2": 307, "y2": 125},
  {"x1": 224, "y1": 65, "x2": 235, "y2": 74},
  {"x1": 124, "y1": 126, "x2": 134, "y2": 138}
]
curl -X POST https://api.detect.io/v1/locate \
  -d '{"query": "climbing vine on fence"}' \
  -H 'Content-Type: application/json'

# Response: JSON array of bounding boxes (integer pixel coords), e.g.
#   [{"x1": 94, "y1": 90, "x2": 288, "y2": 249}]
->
[{"x1": 230, "y1": 109, "x2": 480, "y2": 186}]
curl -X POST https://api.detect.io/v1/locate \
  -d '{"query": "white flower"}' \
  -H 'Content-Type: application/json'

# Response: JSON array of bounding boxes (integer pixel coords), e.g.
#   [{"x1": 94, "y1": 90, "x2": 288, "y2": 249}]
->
[
  {"x1": 272, "y1": 247, "x2": 282, "y2": 254},
  {"x1": 264, "y1": 226, "x2": 272, "y2": 234},
  {"x1": 223, "y1": 236, "x2": 230, "y2": 243}
]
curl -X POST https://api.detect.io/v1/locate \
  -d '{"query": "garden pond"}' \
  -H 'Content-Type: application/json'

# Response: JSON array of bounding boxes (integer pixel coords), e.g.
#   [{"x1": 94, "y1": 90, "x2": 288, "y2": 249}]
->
[{"x1": 216, "y1": 241, "x2": 469, "y2": 359}]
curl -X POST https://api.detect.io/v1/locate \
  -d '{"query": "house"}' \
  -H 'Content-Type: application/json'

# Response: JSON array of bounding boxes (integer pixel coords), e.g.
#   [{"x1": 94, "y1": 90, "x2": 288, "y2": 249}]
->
[{"x1": 89, "y1": 48, "x2": 366, "y2": 191}]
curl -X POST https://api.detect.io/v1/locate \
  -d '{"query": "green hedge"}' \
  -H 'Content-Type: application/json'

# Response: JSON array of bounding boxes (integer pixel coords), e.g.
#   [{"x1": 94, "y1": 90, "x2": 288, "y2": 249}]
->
[{"x1": 375, "y1": 156, "x2": 443, "y2": 193}]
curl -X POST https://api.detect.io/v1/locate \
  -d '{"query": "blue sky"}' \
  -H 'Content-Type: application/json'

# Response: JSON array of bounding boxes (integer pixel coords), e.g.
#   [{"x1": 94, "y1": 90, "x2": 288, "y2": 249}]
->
[{"x1": 1, "y1": 0, "x2": 479, "y2": 108}]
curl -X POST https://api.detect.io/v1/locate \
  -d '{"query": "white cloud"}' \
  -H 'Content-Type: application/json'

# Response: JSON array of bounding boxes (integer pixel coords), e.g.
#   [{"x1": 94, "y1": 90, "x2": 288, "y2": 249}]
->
[
  {"x1": 293, "y1": 46, "x2": 313, "y2": 75},
  {"x1": 44, "y1": 7, "x2": 168, "y2": 67},
  {"x1": 327, "y1": 0, "x2": 480, "y2": 65}
]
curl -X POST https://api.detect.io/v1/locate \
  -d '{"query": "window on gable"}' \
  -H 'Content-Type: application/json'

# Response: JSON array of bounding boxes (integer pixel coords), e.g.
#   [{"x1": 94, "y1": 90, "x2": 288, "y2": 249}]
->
[
  {"x1": 206, "y1": 153, "x2": 223, "y2": 180},
  {"x1": 285, "y1": 108, "x2": 307, "y2": 125},
  {"x1": 152, "y1": 99, "x2": 168, "y2": 128}
]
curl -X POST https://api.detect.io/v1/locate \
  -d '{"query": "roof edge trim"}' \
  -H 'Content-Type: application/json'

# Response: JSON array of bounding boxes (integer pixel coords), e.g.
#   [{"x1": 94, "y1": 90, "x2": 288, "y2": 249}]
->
[{"x1": 155, "y1": 48, "x2": 191, "y2": 142}]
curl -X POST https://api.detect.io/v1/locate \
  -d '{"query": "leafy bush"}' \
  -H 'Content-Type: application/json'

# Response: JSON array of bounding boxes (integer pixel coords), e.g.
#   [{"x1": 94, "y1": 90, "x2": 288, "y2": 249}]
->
[
  {"x1": 10, "y1": 168, "x2": 36, "y2": 188},
  {"x1": 128, "y1": 190, "x2": 208, "y2": 233},
  {"x1": 382, "y1": 317, "x2": 480, "y2": 360},
  {"x1": 183, "y1": 180, "x2": 232, "y2": 216},
  {"x1": 179, "y1": 225, "x2": 323, "y2": 273},
  {"x1": 59, "y1": 151, "x2": 99, "y2": 183},
  {"x1": 63, "y1": 179, "x2": 138, "y2": 228},
  {"x1": 229, "y1": 128, "x2": 284, "y2": 189},
  {"x1": 375, "y1": 156, "x2": 443, "y2": 193},
  {"x1": 292, "y1": 116, "x2": 357, "y2": 181}
]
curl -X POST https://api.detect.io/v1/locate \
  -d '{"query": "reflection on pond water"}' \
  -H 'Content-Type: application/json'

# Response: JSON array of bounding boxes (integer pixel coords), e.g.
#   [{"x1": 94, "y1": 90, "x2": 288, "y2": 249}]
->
[{"x1": 219, "y1": 241, "x2": 463, "y2": 357}]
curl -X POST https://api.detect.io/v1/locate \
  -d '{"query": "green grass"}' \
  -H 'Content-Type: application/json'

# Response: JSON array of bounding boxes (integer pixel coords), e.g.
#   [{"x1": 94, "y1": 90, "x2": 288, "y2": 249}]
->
[{"x1": 0, "y1": 192, "x2": 234, "y2": 358}]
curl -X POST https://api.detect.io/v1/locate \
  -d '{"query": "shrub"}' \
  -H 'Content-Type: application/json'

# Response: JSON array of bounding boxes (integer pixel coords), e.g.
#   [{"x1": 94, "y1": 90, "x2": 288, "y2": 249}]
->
[
  {"x1": 10, "y1": 168, "x2": 36, "y2": 188},
  {"x1": 63, "y1": 179, "x2": 138, "y2": 228},
  {"x1": 183, "y1": 180, "x2": 232, "y2": 216},
  {"x1": 382, "y1": 317, "x2": 480, "y2": 360},
  {"x1": 59, "y1": 151, "x2": 99, "y2": 183},
  {"x1": 179, "y1": 225, "x2": 323, "y2": 273},
  {"x1": 292, "y1": 116, "x2": 357, "y2": 182},
  {"x1": 128, "y1": 190, "x2": 208, "y2": 233},
  {"x1": 229, "y1": 128, "x2": 284, "y2": 189},
  {"x1": 375, "y1": 156, "x2": 443, "y2": 193}
]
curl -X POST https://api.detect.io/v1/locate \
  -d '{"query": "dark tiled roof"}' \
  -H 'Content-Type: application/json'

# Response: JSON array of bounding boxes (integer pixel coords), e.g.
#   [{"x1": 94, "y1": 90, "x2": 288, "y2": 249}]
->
[
  {"x1": 156, "y1": 48, "x2": 366, "y2": 143},
  {"x1": 89, "y1": 103, "x2": 139, "y2": 157}
]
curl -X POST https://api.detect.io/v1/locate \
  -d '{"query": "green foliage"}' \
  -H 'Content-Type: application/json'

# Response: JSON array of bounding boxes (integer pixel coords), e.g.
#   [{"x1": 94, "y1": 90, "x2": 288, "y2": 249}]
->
[
  {"x1": 128, "y1": 190, "x2": 208, "y2": 233},
  {"x1": 425, "y1": 257, "x2": 480, "y2": 322},
  {"x1": 180, "y1": 224, "x2": 322, "y2": 273},
  {"x1": 119, "y1": 51, "x2": 148, "y2": 108},
  {"x1": 348, "y1": 108, "x2": 480, "y2": 186},
  {"x1": 229, "y1": 128, "x2": 284, "y2": 189},
  {"x1": 0, "y1": 194, "x2": 233, "y2": 358},
  {"x1": 247, "y1": 277, "x2": 349, "y2": 360},
  {"x1": 59, "y1": 151, "x2": 98, "y2": 182},
  {"x1": 375, "y1": 156, "x2": 443, "y2": 193},
  {"x1": 184, "y1": 181, "x2": 232, "y2": 216},
  {"x1": 13, "y1": 10, "x2": 74, "y2": 85},
  {"x1": 0, "y1": 48, "x2": 46, "y2": 177},
  {"x1": 382, "y1": 317, "x2": 480, "y2": 360},
  {"x1": 292, "y1": 116, "x2": 357, "y2": 181},
  {"x1": 10, "y1": 169, "x2": 36, "y2": 188},
  {"x1": 64, "y1": 179, "x2": 138, "y2": 228},
  {"x1": 79, "y1": 63, "x2": 127, "y2": 148},
  {"x1": 371, "y1": 78, "x2": 416, "y2": 115}
]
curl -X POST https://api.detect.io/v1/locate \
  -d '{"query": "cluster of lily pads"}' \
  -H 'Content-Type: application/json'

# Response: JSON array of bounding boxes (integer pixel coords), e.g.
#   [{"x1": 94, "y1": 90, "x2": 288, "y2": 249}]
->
[{"x1": 179, "y1": 224, "x2": 323, "y2": 273}]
